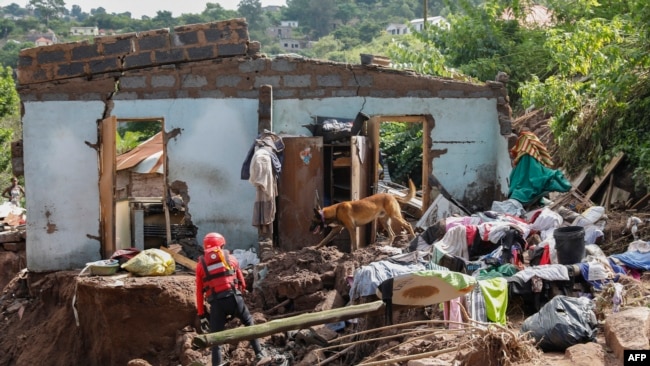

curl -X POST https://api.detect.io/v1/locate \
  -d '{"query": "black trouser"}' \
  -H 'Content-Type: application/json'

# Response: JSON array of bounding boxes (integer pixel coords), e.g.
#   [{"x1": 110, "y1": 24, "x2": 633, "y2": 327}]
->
[{"x1": 208, "y1": 292, "x2": 262, "y2": 365}]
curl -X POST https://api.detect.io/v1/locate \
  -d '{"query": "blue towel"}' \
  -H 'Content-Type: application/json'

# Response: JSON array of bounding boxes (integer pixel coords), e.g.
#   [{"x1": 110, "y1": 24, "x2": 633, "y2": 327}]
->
[{"x1": 610, "y1": 251, "x2": 650, "y2": 271}]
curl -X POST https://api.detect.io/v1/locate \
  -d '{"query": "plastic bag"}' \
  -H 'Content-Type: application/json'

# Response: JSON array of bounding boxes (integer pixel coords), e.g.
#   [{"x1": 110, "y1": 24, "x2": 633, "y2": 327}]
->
[
  {"x1": 121, "y1": 248, "x2": 175, "y2": 276},
  {"x1": 520, "y1": 295, "x2": 597, "y2": 351}
]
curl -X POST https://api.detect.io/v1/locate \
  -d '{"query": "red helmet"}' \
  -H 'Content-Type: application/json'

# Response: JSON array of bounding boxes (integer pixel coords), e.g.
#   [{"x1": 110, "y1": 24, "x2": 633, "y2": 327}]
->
[{"x1": 203, "y1": 232, "x2": 226, "y2": 250}]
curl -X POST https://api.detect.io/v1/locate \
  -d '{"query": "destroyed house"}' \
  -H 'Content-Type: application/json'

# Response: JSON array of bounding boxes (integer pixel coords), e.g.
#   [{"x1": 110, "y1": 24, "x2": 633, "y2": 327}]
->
[{"x1": 15, "y1": 19, "x2": 514, "y2": 272}]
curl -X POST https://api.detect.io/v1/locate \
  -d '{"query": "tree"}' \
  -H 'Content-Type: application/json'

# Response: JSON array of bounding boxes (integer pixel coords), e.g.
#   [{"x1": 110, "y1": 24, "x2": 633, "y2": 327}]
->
[
  {"x1": 70, "y1": 4, "x2": 81, "y2": 18},
  {"x1": 0, "y1": 66, "x2": 18, "y2": 118},
  {"x1": 519, "y1": 0, "x2": 650, "y2": 186},
  {"x1": 238, "y1": 0, "x2": 263, "y2": 29},
  {"x1": 28, "y1": 0, "x2": 66, "y2": 25},
  {"x1": 0, "y1": 66, "x2": 19, "y2": 181}
]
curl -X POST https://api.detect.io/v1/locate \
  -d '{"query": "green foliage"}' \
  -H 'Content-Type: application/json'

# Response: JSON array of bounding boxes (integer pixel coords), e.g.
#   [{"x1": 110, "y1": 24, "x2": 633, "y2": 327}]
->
[
  {"x1": 0, "y1": 66, "x2": 19, "y2": 118},
  {"x1": 379, "y1": 122, "x2": 423, "y2": 188},
  {"x1": 519, "y1": 0, "x2": 650, "y2": 187},
  {"x1": 28, "y1": 0, "x2": 66, "y2": 25},
  {"x1": 116, "y1": 121, "x2": 161, "y2": 155}
]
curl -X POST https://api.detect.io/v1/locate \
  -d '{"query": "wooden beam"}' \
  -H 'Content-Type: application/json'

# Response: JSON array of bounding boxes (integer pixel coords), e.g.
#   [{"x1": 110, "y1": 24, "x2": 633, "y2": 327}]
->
[
  {"x1": 584, "y1": 152, "x2": 625, "y2": 202},
  {"x1": 192, "y1": 300, "x2": 386, "y2": 349},
  {"x1": 159, "y1": 246, "x2": 196, "y2": 272}
]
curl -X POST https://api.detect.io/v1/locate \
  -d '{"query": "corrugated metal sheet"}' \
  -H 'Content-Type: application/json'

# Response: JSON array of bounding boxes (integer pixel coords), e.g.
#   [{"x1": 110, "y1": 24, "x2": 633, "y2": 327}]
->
[{"x1": 116, "y1": 132, "x2": 163, "y2": 174}]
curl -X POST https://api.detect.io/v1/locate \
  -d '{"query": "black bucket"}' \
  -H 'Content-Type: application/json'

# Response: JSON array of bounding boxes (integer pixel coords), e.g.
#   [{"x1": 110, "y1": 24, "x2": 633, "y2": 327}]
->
[{"x1": 553, "y1": 226, "x2": 586, "y2": 265}]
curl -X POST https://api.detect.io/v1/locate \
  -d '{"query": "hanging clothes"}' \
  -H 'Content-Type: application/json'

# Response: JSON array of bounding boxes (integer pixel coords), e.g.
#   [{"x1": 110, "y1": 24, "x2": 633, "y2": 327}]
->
[{"x1": 250, "y1": 145, "x2": 277, "y2": 228}]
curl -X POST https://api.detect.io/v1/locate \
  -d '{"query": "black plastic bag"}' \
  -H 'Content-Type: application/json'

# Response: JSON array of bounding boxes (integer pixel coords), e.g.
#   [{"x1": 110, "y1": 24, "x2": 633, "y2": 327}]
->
[{"x1": 520, "y1": 295, "x2": 597, "y2": 351}]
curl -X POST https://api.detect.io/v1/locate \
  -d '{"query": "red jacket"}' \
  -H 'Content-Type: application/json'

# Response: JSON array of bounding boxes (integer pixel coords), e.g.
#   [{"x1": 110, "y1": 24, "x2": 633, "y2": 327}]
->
[{"x1": 195, "y1": 249, "x2": 246, "y2": 316}]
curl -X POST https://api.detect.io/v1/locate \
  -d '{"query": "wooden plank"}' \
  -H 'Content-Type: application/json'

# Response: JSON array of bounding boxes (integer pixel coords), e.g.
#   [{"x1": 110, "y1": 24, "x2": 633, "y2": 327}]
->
[
  {"x1": 584, "y1": 152, "x2": 625, "y2": 202},
  {"x1": 603, "y1": 175, "x2": 614, "y2": 210},
  {"x1": 192, "y1": 300, "x2": 386, "y2": 349},
  {"x1": 631, "y1": 193, "x2": 650, "y2": 210},
  {"x1": 159, "y1": 246, "x2": 196, "y2": 272}
]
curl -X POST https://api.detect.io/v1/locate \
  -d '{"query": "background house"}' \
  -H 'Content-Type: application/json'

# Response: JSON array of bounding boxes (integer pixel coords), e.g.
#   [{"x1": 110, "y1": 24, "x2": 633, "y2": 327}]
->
[{"x1": 16, "y1": 19, "x2": 513, "y2": 271}]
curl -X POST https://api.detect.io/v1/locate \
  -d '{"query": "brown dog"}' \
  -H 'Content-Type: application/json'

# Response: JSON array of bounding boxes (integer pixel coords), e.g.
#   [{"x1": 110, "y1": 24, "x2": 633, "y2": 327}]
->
[{"x1": 310, "y1": 179, "x2": 417, "y2": 251}]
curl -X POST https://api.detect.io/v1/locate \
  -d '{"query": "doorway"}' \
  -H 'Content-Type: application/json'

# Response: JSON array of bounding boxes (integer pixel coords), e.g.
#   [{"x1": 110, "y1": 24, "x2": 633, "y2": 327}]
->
[
  {"x1": 367, "y1": 115, "x2": 433, "y2": 241},
  {"x1": 99, "y1": 117, "x2": 168, "y2": 258}
]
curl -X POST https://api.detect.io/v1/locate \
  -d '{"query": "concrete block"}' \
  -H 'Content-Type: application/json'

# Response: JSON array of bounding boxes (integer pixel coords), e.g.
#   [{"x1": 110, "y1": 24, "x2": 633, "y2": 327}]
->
[
  {"x1": 57, "y1": 62, "x2": 86, "y2": 78},
  {"x1": 124, "y1": 52, "x2": 153, "y2": 68},
  {"x1": 175, "y1": 30, "x2": 199, "y2": 46},
  {"x1": 71, "y1": 44, "x2": 100, "y2": 60},
  {"x1": 151, "y1": 75, "x2": 176, "y2": 88},
  {"x1": 17, "y1": 55, "x2": 34, "y2": 67},
  {"x1": 181, "y1": 75, "x2": 207, "y2": 88},
  {"x1": 36, "y1": 50, "x2": 66, "y2": 64},
  {"x1": 254, "y1": 76, "x2": 280, "y2": 88},
  {"x1": 186, "y1": 45, "x2": 216, "y2": 60},
  {"x1": 120, "y1": 76, "x2": 147, "y2": 89},
  {"x1": 283, "y1": 75, "x2": 310, "y2": 88},
  {"x1": 154, "y1": 49, "x2": 185, "y2": 64},
  {"x1": 102, "y1": 38, "x2": 134, "y2": 55},
  {"x1": 238, "y1": 58, "x2": 267, "y2": 73},
  {"x1": 113, "y1": 91, "x2": 138, "y2": 100},
  {"x1": 270, "y1": 59, "x2": 296, "y2": 72},
  {"x1": 348, "y1": 74, "x2": 373, "y2": 87},
  {"x1": 89, "y1": 58, "x2": 119, "y2": 73},
  {"x1": 316, "y1": 75, "x2": 342, "y2": 87},
  {"x1": 216, "y1": 43, "x2": 247, "y2": 57},
  {"x1": 138, "y1": 34, "x2": 170, "y2": 51},
  {"x1": 216, "y1": 75, "x2": 242, "y2": 88}
]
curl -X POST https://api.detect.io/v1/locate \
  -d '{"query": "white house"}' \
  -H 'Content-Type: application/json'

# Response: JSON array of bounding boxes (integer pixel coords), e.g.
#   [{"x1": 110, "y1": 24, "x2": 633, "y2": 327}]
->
[
  {"x1": 386, "y1": 16, "x2": 448, "y2": 35},
  {"x1": 16, "y1": 19, "x2": 513, "y2": 271},
  {"x1": 70, "y1": 26, "x2": 99, "y2": 36},
  {"x1": 280, "y1": 20, "x2": 298, "y2": 28}
]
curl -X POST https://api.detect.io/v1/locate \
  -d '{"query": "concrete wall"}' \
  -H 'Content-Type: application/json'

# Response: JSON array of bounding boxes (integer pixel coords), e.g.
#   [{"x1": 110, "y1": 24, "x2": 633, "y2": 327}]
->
[{"x1": 17, "y1": 19, "x2": 514, "y2": 272}]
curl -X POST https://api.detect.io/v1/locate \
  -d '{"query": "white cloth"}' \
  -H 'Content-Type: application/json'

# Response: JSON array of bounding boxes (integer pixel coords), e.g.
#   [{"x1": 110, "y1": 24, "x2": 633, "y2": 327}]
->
[
  {"x1": 433, "y1": 225, "x2": 469, "y2": 260},
  {"x1": 530, "y1": 207, "x2": 563, "y2": 232},
  {"x1": 511, "y1": 264, "x2": 569, "y2": 283}
]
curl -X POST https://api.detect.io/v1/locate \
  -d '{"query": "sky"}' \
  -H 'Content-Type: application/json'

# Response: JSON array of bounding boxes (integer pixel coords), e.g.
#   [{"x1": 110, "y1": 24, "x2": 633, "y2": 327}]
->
[{"x1": 41, "y1": 1, "x2": 287, "y2": 19}]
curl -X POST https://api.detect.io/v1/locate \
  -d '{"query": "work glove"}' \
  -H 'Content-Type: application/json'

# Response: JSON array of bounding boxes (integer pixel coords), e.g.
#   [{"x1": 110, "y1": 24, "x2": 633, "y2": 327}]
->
[{"x1": 200, "y1": 314, "x2": 210, "y2": 334}]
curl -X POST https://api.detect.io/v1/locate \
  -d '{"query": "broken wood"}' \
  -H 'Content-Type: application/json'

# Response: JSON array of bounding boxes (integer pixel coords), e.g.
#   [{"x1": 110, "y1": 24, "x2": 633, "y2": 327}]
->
[
  {"x1": 584, "y1": 152, "x2": 624, "y2": 202},
  {"x1": 631, "y1": 193, "x2": 650, "y2": 210},
  {"x1": 264, "y1": 298, "x2": 291, "y2": 314},
  {"x1": 192, "y1": 300, "x2": 386, "y2": 349},
  {"x1": 603, "y1": 175, "x2": 614, "y2": 210},
  {"x1": 158, "y1": 246, "x2": 196, "y2": 272}
]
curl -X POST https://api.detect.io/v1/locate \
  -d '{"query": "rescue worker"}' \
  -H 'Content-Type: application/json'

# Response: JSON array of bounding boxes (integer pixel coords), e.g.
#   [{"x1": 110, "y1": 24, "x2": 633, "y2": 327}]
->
[{"x1": 195, "y1": 232, "x2": 265, "y2": 364}]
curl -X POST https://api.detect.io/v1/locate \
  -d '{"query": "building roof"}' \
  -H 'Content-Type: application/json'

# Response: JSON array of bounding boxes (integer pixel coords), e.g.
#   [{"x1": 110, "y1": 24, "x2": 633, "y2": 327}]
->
[{"x1": 116, "y1": 132, "x2": 163, "y2": 174}]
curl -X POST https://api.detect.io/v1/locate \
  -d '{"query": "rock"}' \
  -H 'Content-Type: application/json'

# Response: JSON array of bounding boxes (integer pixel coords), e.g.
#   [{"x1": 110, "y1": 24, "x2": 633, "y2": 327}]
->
[
  {"x1": 604, "y1": 306, "x2": 650, "y2": 360},
  {"x1": 314, "y1": 289, "x2": 344, "y2": 312},
  {"x1": 565, "y1": 342, "x2": 605, "y2": 366}
]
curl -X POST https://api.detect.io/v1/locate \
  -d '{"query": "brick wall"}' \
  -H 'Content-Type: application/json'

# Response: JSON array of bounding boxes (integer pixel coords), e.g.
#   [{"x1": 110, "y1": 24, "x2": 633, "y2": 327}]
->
[
  {"x1": 16, "y1": 19, "x2": 250, "y2": 86},
  {"x1": 16, "y1": 18, "x2": 511, "y2": 136}
]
